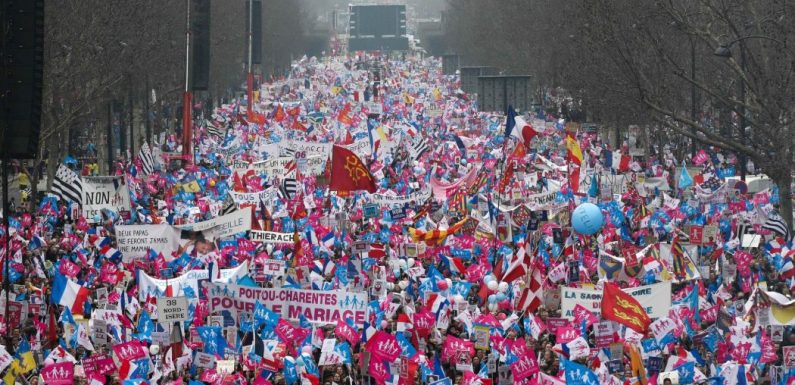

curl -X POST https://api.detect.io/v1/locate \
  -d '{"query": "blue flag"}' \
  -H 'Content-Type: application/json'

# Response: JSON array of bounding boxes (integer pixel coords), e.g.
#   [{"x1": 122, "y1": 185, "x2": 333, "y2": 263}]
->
[
  {"x1": 679, "y1": 161, "x2": 693, "y2": 189},
  {"x1": 283, "y1": 356, "x2": 298, "y2": 385},
  {"x1": 563, "y1": 359, "x2": 599, "y2": 385}
]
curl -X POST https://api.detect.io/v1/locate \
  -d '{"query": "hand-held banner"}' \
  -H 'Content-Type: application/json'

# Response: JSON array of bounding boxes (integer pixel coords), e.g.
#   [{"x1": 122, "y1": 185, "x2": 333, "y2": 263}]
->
[
  {"x1": 250, "y1": 231, "x2": 295, "y2": 244},
  {"x1": 561, "y1": 281, "x2": 671, "y2": 320},
  {"x1": 207, "y1": 282, "x2": 369, "y2": 327},
  {"x1": 175, "y1": 206, "x2": 252, "y2": 239},
  {"x1": 115, "y1": 224, "x2": 181, "y2": 262}
]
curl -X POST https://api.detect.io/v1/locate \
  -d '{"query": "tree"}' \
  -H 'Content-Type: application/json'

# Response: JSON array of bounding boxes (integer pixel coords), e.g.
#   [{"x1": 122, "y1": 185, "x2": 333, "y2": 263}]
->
[{"x1": 444, "y1": 0, "x2": 795, "y2": 227}]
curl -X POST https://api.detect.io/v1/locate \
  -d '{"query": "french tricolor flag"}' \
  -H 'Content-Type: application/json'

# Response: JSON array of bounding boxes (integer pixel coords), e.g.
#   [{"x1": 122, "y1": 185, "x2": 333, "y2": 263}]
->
[
  {"x1": 50, "y1": 274, "x2": 90, "y2": 315},
  {"x1": 97, "y1": 237, "x2": 122, "y2": 262},
  {"x1": 321, "y1": 232, "x2": 335, "y2": 250},
  {"x1": 444, "y1": 255, "x2": 466, "y2": 275},
  {"x1": 510, "y1": 116, "x2": 539, "y2": 146}
]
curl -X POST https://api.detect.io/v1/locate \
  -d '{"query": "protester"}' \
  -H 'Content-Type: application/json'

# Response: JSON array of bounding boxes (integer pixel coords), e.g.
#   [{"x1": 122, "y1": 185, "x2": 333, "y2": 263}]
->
[{"x1": 1, "y1": 52, "x2": 794, "y2": 385}]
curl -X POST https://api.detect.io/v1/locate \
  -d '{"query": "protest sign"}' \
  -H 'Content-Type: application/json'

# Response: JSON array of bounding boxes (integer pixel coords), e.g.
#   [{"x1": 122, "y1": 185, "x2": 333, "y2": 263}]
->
[
  {"x1": 207, "y1": 282, "x2": 369, "y2": 327},
  {"x1": 261, "y1": 259, "x2": 286, "y2": 277},
  {"x1": 175, "y1": 206, "x2": 252, "y2": 240},
  {"x1": 594, "y1": 321, "x2": 615, "y2": 347},
  {"x1": 561, "y1": 281, "x2": 671, "y2": 320},
  {"x1": 137, "y1": 261, "x2": 249, "y2": 300},
  {"x1": 367, "y1": 189, "x2": 432, "y2": 206},
  {"x1": 250, "y1": 231, "x2": 295, "y2": 244},
  {"x1": 194, "y1": 352, "x2": 216, "y2": 368},
  {"x1": 783, "y1": 346, "x2": 795, "y2": 367},
  {"x1": 229, "y1": 190, "x2": 278, "y2": 207},
  {"x1": 216, "y1": 360, "x2": 235, "y2": 374},
  {"x1": 156, "y1": 296, "x2": 189, "y2": 322},
  {"x1": 82, "y1": 176, "x2": 131, "y2": 222},
  {"x1": 115, "y1": 224, "x2": 181, "y2": 262}
]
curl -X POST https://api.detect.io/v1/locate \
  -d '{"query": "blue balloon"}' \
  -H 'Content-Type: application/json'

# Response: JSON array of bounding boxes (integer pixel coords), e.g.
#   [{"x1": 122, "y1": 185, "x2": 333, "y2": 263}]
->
[
  {"x1": 488, "y1": 295, "x2": 499, "y2": 304},
  {"x1": 571, "y1": 203, "x2": 605, "y2": 235}
]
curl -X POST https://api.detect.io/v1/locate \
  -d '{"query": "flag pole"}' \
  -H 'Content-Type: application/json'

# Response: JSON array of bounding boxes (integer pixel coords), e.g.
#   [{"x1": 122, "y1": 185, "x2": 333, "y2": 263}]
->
[{"x1": 182, "y1": 0, "x2": 193, "y2": 166}]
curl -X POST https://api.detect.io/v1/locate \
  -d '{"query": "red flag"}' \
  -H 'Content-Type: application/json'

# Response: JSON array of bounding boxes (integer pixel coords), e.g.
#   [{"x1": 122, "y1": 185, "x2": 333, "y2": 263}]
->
[
  {"x1": 287, "y1": 105, "x2": 301, "y2": 116},
  {"x1": 47, "y1": 306, "x2": 58, "y2": 345},
  {"x1": 337, "y1": 103, "x2": 353, "y2": 125},
  {"x1": 291, "y1": 119, "x2": 307, "y2": 132},
  {"x1": 274, "y1": 105, "x2": 286, "y2": 122},
  {"x1": 600, "y1": 281, "x2": 651, "y2": 333},
  {"x1": 329, "y1": 145, "x2": 377, "y2": 193}
]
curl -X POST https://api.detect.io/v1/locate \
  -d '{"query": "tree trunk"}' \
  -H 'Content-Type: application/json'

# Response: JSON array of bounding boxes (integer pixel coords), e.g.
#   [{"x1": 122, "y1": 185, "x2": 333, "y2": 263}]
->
[{"x1": 776, "y1": 171, "x2": 793, "y2": 231}]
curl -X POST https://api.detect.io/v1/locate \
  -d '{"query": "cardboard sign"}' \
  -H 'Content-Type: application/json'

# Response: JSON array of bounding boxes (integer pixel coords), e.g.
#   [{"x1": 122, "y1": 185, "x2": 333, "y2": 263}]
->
[
  {"x1": 156, "y1": 296, "x2": 189, "y2": 323},
  {"x1": 771, "y1": 325, "x2": 784, "y2": 342},
  {"x1": 249, "y1": 231, "x2": 295, "y2": 244},
  {"x1": 195, "y1": 352, "x2": 216, "y2": 368},
  {"x1": 594, "y1": 321, "x2": 615, "y2": 348},
  {"x1": 363, "y1": 204, "x2": 379, "y2": 219},
  {"x1": 784, "y1": 346, "x2": 795, "y2": 367},
  {"x1": 474, "y1": 325, "x2": 490, "y2": 350},
  {"x1": 216, "y1": 359, "x2": 235, "y2": 374},
  {"x1": 688, "y1": 225, "x2": 704, "y2": 245}
]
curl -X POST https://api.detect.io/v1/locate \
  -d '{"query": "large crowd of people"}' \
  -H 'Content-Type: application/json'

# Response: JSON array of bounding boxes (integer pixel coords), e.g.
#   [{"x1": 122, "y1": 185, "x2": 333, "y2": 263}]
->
[{"x1": 2, "y1": 52, "x2": 794, "y2": 385}]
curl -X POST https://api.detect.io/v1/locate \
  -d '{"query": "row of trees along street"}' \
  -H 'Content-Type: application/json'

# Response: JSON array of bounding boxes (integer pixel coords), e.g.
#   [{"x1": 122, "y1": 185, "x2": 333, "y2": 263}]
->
[
  {"x1": 445, "y1": 0, "x2": 795, "y2": 227},
  {"x1": 36, "y1": 0, "x2": 307, "y2": 198}
]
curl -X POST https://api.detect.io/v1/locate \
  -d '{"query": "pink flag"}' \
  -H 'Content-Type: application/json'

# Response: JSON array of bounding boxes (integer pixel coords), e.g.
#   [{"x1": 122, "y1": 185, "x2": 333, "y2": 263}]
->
[
  {"x1": 412, "y1": 310, "x2": 435, "y2": 337},
  {"x1": 693, "y1": 150, "x2": 709, "y2": 165},
  {"x1": 555, "y1": 325, "x2": 579, "y2": 344},
  {"x1": 112, "y1": 340, "x2": 147, "y2": 361},
  {"x1": 59, "y1": 259, "x2": 81, "y2": 278},
  {"x1": 510, "y1": 350, "x2": 540, "y2": 380},
  {"x1": 41, "y1": 362, "x2": 75, "y2": 385},
  {"x1": 335, "y1": 320, "x2": 360, "y2": 345},
  {"x1": 368, "y1": 358, "x2": 391, "y2": 384},
  {"x1": 572, "y1": 304, "x2": 598, "y2": 328},
  {"x1": 365, "y1": 330, "x2": 401, "y2": 362},
  {"x1": 275, "y1": 319, "x2": 310, "y2": 347},
  {"x1": 441, "y1": 335, "x2": 474, "y2": 362}
]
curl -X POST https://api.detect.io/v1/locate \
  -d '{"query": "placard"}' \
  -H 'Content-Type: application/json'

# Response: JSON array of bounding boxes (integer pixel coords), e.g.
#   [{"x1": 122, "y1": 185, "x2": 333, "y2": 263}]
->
[
  {"x1": 207, "y1": 282, "x2": 369, "y2": 327},
  {"x1": 250, "y1": 231, "x2": 295, "y2": 244},
  {"x1": 363, "y1": 204, "x2": 379, "y2": 219},
  {"x1": 82, "y1": 176, "x2": 131, "y2": 222},
  {"x1": 594, "y1": 321, "x2": 614, "y2": 348},
  {"x1": 115, "y1": 224, "x2": 181, "y2": 262},
  {"x1": 156, "y1": 296, "x2": 189, "y2": 323},
  {"x1": 216, "y1": 359, "x2": 235, "y2": 374},
  {"x1": 473, "y1": 325, "x2": 490, "y2": 350},
  {"x1": 771, "y1": 325, "x2": 784, "y2": 342},
  {"x1": 784, "y1": 346, "x2": 795, "y2": 367},
  {"x1": 561, "y1": 281, "x2": 671, "y2": 320},
  {"x1": 262, "y1": 259, "x2": 286, "y2": 277},
  {"x1": 195, "y1": 352, "x2": 216, "y2": 368}
]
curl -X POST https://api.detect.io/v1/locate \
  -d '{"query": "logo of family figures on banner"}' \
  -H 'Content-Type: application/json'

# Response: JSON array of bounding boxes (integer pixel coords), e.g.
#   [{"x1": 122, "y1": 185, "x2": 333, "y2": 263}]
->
[{"x1": 207, "y1": 282, "x2": 369, "y2": 327}]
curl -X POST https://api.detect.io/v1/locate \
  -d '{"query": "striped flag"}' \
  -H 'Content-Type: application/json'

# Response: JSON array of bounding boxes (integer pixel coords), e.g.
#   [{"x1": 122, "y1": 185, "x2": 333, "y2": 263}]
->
[
  {"x1": 279, "y1": 178, "x2": 298, "y2": 200},
  {"x1": 138, "y1": 141, "x2": 155, "y2": 175},
  {"x1": 763, "y1": 214, "x2": 791, "y2": 241},
  {"x1": 221, "y1": 193, "x2": 237, "y2": 215},
  {"x1": 51, "y1": 164, "x2": 82, "y2": 204},
  {"x1": 409, "y1": 136, "x2": 429, "y2": 160},
  {"x1": 206, "y1": 121, "x2": 227, "y2": 138},
  {"x1": 500, "y1": 240, "x2": 531, "y2": 283},
  {"x1": 516, "y1": 266, "x2": 543, "y2": 314}
]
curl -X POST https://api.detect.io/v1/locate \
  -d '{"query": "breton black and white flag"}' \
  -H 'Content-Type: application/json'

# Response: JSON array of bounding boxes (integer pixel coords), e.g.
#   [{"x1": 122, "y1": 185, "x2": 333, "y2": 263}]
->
[{"x1": 51, "y1": 164, "x2": 82, "y2": 204}]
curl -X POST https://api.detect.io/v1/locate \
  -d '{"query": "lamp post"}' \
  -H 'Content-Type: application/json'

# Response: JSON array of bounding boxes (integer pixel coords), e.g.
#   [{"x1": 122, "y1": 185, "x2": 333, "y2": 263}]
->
[
  {"x1": 714, "y1": 35, "x2": 787, "y2": 181},
  {"x1": 690, "y1": 37, "x2": 697, "y2": 158}
]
